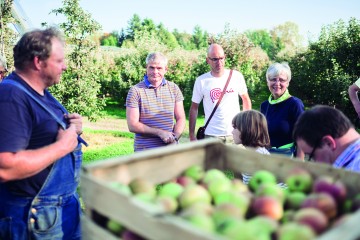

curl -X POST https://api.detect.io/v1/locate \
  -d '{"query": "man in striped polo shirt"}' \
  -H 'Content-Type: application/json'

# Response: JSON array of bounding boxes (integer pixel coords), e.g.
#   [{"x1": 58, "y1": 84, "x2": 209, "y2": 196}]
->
[{"x1": 126, "y1": 52, "x2": 186, "y2": 152}]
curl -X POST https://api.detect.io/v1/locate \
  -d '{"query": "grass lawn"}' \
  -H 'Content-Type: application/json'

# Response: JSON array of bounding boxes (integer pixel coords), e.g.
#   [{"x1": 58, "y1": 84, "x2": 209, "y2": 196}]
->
[{"x1": 81, "y1": 100, "x2": 204, "y2": 164}]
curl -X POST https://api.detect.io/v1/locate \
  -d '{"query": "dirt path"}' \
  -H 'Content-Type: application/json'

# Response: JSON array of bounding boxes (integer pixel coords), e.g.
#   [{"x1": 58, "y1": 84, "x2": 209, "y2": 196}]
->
[{"x1": 83, "y1": 117, "x2": 129, "y2": 132}]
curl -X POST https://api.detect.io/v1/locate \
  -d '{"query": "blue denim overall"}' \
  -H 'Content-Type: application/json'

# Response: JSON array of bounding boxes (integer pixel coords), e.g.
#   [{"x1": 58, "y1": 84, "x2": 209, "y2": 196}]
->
[
  {"x1": 0, "y1": 80, "x2": 85, "y2": 239},
  {"x1": 0, "y1": 143, "x2": 83, "y2": 240}
]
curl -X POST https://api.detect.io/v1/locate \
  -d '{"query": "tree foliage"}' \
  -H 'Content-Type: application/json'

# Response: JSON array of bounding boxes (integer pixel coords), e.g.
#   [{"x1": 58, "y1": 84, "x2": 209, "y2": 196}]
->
[
  {"x1": 289, "y1": 17, "x2": 360, "y2": 125},
  {"x1": 49, "y1": 0, "x2": 105, "y2": 121},
  {"x1": 0, "y1": 0, "x2": 18, "y2": 68}
]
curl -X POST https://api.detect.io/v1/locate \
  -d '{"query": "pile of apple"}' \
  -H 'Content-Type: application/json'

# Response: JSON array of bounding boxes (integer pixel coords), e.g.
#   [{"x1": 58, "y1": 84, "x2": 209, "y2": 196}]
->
[{"x1": 106, "y1": 166, "x2": 360, "y2": 240}]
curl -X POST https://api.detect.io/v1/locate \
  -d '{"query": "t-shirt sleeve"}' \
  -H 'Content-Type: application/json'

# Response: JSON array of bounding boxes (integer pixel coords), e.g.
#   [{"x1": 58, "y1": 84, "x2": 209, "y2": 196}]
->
[
  {"x1": 174, "y1": 83, "x2": 184, "y2": 102},
  {"x1": 0, "y1": 92, "x2": 32, "y2": 152},
  {"x1": 191, "y1": 78, "x2": 203, "y2": 104},
  {"x1": 355, "y1": 77, "x2": 360, "y2": 88},
  {"x1": 236, "y1": 71, "x2": 248, "y2": 96},
  {"x1": 125, "y1": 86, "x2": 139, "y2": 108}
]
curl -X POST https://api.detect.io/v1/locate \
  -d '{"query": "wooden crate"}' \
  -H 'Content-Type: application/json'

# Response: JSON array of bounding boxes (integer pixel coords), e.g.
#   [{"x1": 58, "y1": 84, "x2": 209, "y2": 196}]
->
[{"x1": 80, "y1": 138, "x2": 360, "y2": 240}]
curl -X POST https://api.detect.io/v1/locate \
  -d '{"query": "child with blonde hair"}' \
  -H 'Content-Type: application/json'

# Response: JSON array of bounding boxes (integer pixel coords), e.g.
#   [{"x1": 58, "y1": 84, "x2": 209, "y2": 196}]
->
[{"x1": 232, "y1": 110, "x2": 286, "y2": 188}]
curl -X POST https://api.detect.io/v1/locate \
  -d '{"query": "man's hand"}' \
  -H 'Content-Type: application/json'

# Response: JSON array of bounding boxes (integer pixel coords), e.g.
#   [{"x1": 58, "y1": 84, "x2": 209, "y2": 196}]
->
[
  {"x1": 158, "y1": 130, "x2": 176, "y2": 144},
  {"x1": 65, "y1": 113, "x2": 83, "y2": 135},
  {"x1": 56, "y1": 124, "x2": 78, "y2": 152}
]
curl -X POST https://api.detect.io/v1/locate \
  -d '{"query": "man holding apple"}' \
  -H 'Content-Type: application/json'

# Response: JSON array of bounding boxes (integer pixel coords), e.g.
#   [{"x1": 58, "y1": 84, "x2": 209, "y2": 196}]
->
[{"x1": 0, "y1": 27, "x2": 85, "y2": 239}]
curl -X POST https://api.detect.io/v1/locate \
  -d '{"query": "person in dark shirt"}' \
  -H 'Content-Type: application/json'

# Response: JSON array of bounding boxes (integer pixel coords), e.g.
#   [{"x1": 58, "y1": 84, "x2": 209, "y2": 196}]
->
[
  {"x1": 0, "y1": 27, "x2": 85, "y2": 240},
  {"x1": 260, "y1": 62, "x2": 304, "y2": 159}
]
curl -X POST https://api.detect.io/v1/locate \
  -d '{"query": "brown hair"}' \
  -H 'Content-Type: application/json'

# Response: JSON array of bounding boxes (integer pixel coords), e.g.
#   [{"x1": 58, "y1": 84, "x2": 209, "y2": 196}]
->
[
  {"x1": 13, "y1": 27, "x2": 64, "y2": 71},
  {"x1": 232, "y1": 110, "x2": 271, "y2": 148}
]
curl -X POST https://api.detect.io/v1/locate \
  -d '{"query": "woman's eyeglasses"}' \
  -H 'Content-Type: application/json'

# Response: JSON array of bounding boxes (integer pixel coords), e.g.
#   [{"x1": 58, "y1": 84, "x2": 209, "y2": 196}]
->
[{"x1": 268, "y1": 78, "x2": 288, "y2": 84}]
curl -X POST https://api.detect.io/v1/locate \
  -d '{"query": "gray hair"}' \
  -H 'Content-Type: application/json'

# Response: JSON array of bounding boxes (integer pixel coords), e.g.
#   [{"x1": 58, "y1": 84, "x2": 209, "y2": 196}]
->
[
  {"x1": 0, "y1": 55, "x2": 7, "y2": 70},
  {"x1": 145, "y1": 52, "x2": 168, "y2": 66},
  {"x1": 266, "y1": 62, "x2": 291, "y2": 81}
]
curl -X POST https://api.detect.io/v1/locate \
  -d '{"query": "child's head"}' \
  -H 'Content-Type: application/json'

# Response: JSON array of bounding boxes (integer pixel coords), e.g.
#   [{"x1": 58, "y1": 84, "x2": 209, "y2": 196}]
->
[{"x1": 232, "y1": 110, "x2": 270, "y2": 148}]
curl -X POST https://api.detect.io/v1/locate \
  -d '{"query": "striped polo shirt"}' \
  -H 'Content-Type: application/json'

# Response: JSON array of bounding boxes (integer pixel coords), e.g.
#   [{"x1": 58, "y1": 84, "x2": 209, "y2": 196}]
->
[{"x1": 126, "y1": 76, "x2": 184, "y2": 151}]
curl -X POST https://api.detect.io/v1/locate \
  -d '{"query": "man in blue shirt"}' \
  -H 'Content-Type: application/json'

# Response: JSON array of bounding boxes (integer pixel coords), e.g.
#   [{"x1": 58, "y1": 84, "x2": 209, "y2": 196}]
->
[
  {"x1": 293, "y1": 105, "x2": 360, "y2": 172},
  {"x1": 0, "y1": 27, "x2": 84, "y2": 239}
]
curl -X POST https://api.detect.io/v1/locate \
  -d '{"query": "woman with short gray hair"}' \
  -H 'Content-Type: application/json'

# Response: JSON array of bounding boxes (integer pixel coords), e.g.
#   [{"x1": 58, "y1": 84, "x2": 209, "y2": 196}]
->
[{"x1": 260, "y1": 62, "x2": 305, "y2": 159}]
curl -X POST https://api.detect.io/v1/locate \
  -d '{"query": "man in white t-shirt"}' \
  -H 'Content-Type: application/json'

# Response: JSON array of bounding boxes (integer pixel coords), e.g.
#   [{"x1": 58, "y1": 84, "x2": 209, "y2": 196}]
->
[
  {"x1": 189, "y1": 43, "x2": 252, "y2": 143},
  {"x1": 349, "y1": 77, "x2": 360, "y2": 119}
]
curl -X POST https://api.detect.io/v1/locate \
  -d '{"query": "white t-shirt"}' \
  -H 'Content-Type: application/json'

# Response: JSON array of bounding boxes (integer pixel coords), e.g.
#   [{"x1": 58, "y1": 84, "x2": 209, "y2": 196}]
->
[
  {"x1": 192, "y1": 69, "x2": 248, "y2": 136},
  {"x1": 355, "y1": 77, "x2": 360, "y2": 88}
]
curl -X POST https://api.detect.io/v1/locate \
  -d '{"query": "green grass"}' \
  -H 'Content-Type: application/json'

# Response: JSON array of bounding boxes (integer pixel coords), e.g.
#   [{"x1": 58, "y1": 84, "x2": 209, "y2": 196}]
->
[{"x1": 83, "y1": 141, "x2": 134, "y2": 164}]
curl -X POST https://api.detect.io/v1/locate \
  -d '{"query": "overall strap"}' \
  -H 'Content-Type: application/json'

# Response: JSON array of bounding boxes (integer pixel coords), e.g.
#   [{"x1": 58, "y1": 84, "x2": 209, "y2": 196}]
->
[{"x1": 2, "y1": 79, "x2": 88, "y2": 146}]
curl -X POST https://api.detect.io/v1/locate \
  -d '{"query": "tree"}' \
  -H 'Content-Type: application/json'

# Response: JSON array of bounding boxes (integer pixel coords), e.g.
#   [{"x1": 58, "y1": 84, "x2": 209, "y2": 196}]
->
[
  {"x1": 245, "y1": 29, "x2": 281, "y2": 60},
  {"x1": 270, "y1": 21, "x2": 304, "y2": 60},
  {"x1": 192, "y1": 25, "x2": 208, "y2": 50},
  {"x1": 172, "y1": 29, "x2": 196, "y2": 50},
  {"x1": 49, "y1": 0, "x2": 105, "y2": 121},
  {"x1": 0, "y1": 0, "x2": 18, "y2": 68},
  {"x1": 289, "y1": 18, "x2": 360, "y2": 125}
]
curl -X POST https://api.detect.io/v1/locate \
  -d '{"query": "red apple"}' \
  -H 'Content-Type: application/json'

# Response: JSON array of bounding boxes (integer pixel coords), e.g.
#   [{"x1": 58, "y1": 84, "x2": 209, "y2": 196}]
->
[
  {"x1": 293, "y1": 207, "x2": 329, "y2": 235},
  {"x1": 301, "y1": 192, "x2": 337, "y2": 220},
  {"x1": 176, "y1": 175, "x2": 195, "y2": 187},
  {"x1": 312, "y1": 175, "x2": 347, "y2": 206},
  {"x1": 251, "y1": 196, "x2": 283, "y2": 220}
]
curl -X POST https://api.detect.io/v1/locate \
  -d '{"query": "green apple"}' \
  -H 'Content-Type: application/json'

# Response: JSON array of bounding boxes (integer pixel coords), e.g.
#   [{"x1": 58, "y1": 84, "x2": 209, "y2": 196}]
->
[
  {"x1": 213, "y1": 191, "x2": 250, "y2": 217},
  {"x1": 156, "y1": 195, "x2": 178, "y2": 213},
  {"x1": 285, "y1": 167, "x2": 313, "y2": 193},
  {"x1": 108, "y1": 181, "x2": 132, "y2": 196},
  {"x1": 255, "y1": 183, "x2": 286, "y2": 204},
  {"x1": 277, "y1": 222, "x2": 316, "y2": 240},
  {"x1": 247, "y1": 216, "x2": 278, "y2": 236},
  {"x1": 179, "y1": 184, "x2": 211, "y2": 209},
  {"x1": 183, "y1": 213, "x2": 215, "y2": 233},
  {"x1": 232, "y1": 178, "x2": 250, "y2": 194},
  {"x1": 211, "y1": 203, "x2": 243, "y2": 227},
  {"x1": 207, "y1": 177, "x2": 232, "y2": 199},
  {"x1": 202, "y1": 169, "x2": 227, "y2": 185},
  {"x1": 106, "y1": 219, "x2": 123, "y2": 235},
  {"x1": 129, "y1": 178, "x2": 156, "y2": 197},
  {"x1": 219, "y1": 218, "x2": 270, "y2": 240},
  {"x1": 285, "y1": 191, "x2": 307, "y2": 210},
  {"x1": 184, "y1": 165, "x2": 205, "y2": 182},
  {"x1": 157, "y1": 182, "x2": 184, "y2": 199},
  {"x1": 248, "y1": 170, "x2": 277, "y2": 192}
]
